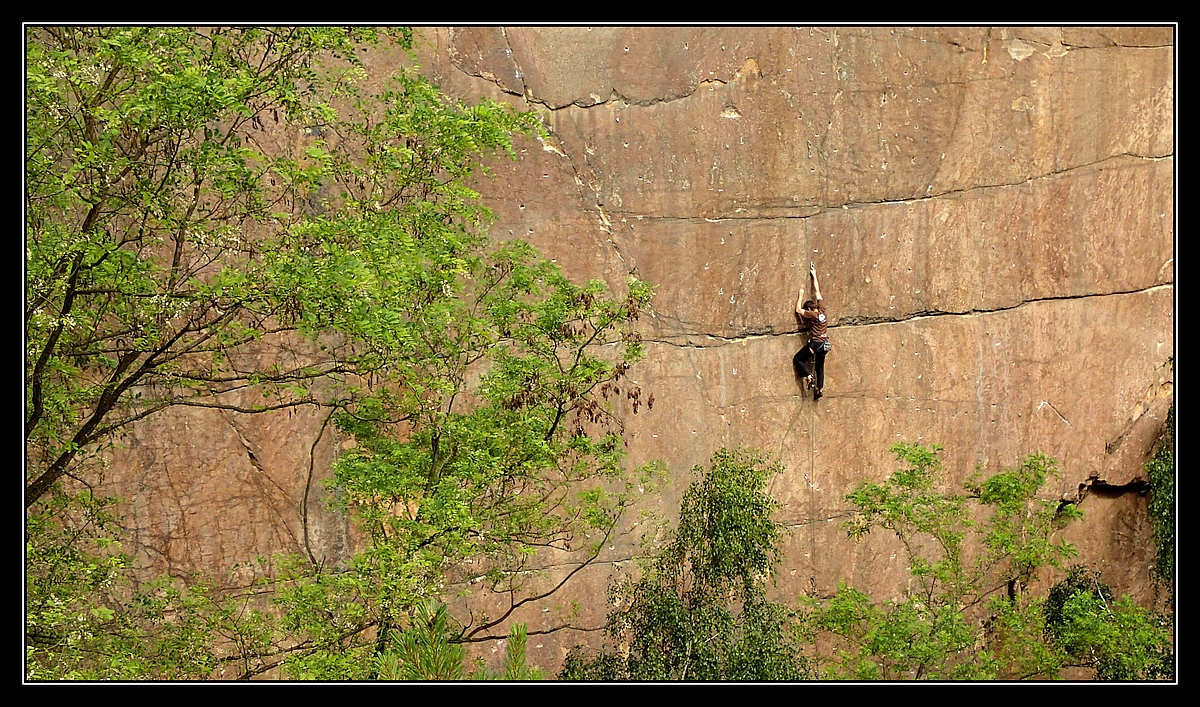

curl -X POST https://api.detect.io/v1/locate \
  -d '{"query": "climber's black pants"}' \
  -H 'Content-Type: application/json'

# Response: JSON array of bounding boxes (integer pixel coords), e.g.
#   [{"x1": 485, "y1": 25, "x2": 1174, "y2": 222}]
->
[{"x1": 793, "y1": 343, "x2": 827, "y2": 390}]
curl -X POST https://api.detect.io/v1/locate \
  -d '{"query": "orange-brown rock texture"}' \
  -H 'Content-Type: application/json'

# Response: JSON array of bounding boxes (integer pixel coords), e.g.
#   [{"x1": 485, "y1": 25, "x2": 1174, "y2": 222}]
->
[{"x1": 103, "y1": 26, "x2": 1174, "y2": 672}]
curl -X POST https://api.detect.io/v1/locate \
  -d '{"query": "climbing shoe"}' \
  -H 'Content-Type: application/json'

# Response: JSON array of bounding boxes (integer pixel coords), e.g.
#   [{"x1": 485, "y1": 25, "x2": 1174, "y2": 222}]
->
[{"x1": 814, "y1": 388, "x2": 823, "y2": 401}]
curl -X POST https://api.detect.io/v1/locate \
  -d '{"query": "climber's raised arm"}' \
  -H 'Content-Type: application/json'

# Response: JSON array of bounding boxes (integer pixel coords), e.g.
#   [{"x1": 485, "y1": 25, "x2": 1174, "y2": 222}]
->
[{"x1": 810, "y1": 262, "x2": 822, "y2": 303}]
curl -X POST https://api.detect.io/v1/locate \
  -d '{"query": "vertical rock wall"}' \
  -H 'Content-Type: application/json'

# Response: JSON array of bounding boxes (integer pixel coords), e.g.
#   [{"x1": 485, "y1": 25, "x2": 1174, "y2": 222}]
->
[
  {"x1": 103, "y1": 26, "x2": 1173, "y2": 672},
  {"x1": 414, "y1": 25, "x2": 1174, "y2": 664}
]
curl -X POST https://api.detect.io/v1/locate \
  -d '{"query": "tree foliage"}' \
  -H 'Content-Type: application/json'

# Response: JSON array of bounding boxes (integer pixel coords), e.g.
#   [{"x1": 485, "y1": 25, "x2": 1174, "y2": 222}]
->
[
  {"x1": 559, "y1": 449, "x2": 809, "y2": 681},
  {"x1": 1145, "y1": 405, "x2": 1174, "y2": 583},
  {"x1": 25, "y1": 25, "x2": 1170, "y2": 683},
  {"x1": 25, "y1": 25, "x2": 654, "y2": 680},
  {"x1": 27, "y1": 26, "x2": 379, "y2": 506},
  {"x1": 799, "y1": 443, "x2": 1174, "y2": 681},
  {"x1": 1042, "y1": 566, "x2": 1173, "y2": 680},
  {"x1": 26, "y1": 489, "x2": 278, "y2": 680},
  {"x1": 261, "y1": 246, "x2": 655, "y2": 678},
  {"x1": 370, "y1": 601, "x2": 544, "y2": 681}
]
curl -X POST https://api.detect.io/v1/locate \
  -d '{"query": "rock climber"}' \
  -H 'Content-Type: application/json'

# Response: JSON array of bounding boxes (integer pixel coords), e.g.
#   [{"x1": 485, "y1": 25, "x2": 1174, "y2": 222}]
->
[{"x1": 793, "y1": 261, "x2": 830, "y2": 401}]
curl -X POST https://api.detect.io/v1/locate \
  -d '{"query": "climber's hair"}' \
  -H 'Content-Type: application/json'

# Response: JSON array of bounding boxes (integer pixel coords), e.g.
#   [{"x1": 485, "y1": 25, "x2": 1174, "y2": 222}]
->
[{"x1": 802, "y1": 300, "x2": 817, "y2": 311}]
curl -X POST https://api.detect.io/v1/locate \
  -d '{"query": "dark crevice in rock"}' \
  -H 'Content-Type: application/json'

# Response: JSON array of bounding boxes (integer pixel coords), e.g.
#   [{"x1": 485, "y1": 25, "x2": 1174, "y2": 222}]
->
[
  {"x1": 1066, "y1": 476, "x2": 1150, "y2": 514},
  {"x1": 301, "y1": 411, "x2": 335, "y2": 568},
  {"x1": 1057, "y1": 416, "x2": 1171, "y2": 506},
  {"x1": 1087, "y1": 478, "x2": 1150, "y2": 497},
  {"x1": 245, "y1": 448, "x2": 264, "y2": 473}
]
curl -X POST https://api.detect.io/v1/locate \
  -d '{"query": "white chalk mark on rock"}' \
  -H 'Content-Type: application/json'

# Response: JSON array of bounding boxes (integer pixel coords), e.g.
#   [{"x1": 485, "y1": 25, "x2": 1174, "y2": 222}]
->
[{"x1": 1037, "y1": 400, "x2": 1072, "y2": 426}]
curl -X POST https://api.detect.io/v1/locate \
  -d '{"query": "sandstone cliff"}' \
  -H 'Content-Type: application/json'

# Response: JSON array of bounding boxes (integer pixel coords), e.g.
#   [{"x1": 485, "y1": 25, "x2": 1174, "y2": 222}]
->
[{"x1": 103, "y1": 26, "x2": 1174, "y2": 671}]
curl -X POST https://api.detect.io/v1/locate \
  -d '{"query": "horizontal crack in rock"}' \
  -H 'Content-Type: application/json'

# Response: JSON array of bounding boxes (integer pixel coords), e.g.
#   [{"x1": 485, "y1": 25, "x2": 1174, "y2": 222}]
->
[
  {"x1": 447, "y1": 41, "x2": 764, "y2": 111},
  {"x1": 779, "y1": 510, "x2": 856, "y2": 527},
  {"x1": 1060, "y1": 38, "x2": 1174, "y2": 49},
  {"x1": 841, "y1": 284, "x2": 1174, "y2": 328},
  {"x1": 644, "y1": 284, "x2": 1172, "y2": 349},
  {"x1": 605, "y1": 152, "x2": 1172, "y2": 222}
]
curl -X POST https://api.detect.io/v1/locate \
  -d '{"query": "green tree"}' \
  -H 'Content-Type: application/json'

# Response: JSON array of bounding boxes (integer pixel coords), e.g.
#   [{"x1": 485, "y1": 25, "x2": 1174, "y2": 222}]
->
[
  {"x1": 370, "y1": 601, "x2": 544, "y2": 681},
  {"x1": 1041, "y1": 566, "x2": 1173, "y2": 680},
  {"x1": 26, "y1": 26, "x2": 386, "y2": 507},
  {"x1": 1145, "y1": 405, "x2": 1174, "y2": 583},
  {"x1": 559, "y1": 449, "x2": 809, "y2": 681},
  {"x1": 26, "y1": 25, "x2": 654, "y2": 680},
  {"x1": 374, "y1": 601, "x2": 467, "y2": 681},
  {"x1": 799, "y1": 443, "x2": 1173, "y2": 681},
  {"x1": 262, "y1": 248, "x2": 654, "y2": 679}
]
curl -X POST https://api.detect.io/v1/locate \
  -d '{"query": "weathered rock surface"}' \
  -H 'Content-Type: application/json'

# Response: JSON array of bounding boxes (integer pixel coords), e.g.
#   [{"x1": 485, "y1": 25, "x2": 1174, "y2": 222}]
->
[{"x1": 102, "y1": 26, "x2": 1173, "y2": 673}]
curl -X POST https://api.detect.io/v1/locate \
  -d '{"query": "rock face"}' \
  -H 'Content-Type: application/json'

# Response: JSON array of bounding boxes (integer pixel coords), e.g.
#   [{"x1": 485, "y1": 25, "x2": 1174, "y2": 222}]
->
[{"x1": 104, "y1": 26, "x2": 1174, "y2": 672}]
